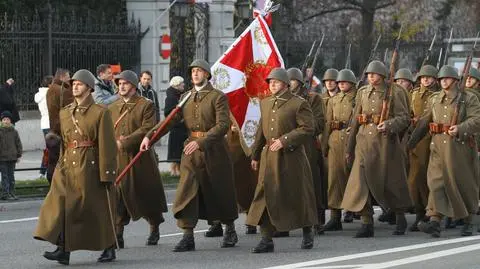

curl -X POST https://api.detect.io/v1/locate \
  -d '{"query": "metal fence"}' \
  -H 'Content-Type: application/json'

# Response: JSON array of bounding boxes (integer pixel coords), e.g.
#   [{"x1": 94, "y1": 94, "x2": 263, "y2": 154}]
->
[{"x1": 0, "y1": 8, "x2": 142, "y2": 111}]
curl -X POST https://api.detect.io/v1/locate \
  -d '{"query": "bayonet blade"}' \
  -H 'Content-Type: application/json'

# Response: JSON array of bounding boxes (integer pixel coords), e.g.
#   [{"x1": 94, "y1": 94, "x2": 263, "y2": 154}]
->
[{"x1": 429, "y1": 32, "x2": 437, "y2": 51}]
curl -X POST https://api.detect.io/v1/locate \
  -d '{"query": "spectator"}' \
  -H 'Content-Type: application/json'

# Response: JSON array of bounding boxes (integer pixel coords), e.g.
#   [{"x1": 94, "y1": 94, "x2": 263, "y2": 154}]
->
[
  {"x1": 0, "y1": 111, "x2": 23, "y2": 200},
  {"x1": 0, "y1": 78, "x2": 20, "y2": 124},
  {"x1": 34, "y1": 75, "x2": 53, "y2": 178},
  {"x1": 45, "y1": 68, "x2": 73, "y2": 184},
  {"x1": 93, "y1": 64, "x2": 118, "y2": 105},
  {"x1": 164, "y1": 76, "x2": 187, "y2": 176},
  {"x1": 138, "y1": 70, "x2": 161, "y2": 122}
]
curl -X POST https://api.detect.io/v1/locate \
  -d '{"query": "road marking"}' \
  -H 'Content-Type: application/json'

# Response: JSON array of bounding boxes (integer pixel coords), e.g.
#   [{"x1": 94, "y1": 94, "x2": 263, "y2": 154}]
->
[
  {"x1": 0, "y1": 217, "x2": 39, "y2": 224},
  {"x1": 262, "y1": 235, "x2": 480, "y2": 269},
  {"x1": 160, "y1": 229, "x2": 209, "y2": 238}
]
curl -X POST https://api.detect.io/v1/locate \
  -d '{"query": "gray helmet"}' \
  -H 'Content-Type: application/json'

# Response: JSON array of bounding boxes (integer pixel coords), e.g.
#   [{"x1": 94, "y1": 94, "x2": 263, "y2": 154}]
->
[
  {"x1": 70, "y1": 69, "x2": 96, "y2": 90},
  {"x1": 468, "y1": 68, "x2": 480, "y2": 81},
  {"x1": 417, "y1": 65, "x2": 438, "y2": 79},
  {"x1": 437, "y1": 65, "x2": 460, "y2": 80},
  {"x1": 188, "y1": 59, "x2": 212, "y2": 80},
  {"x1": 336, "y1": 69, "x2": 356, "y2": 84},
  {"x1": 266, "y1": 68, "x2": 289, "y2": 85},
  {"x1": 114, "y1": 70, "x2": 138, "y2": 87},
  {"x1": 365, "y1": 60, "x2": 388, "y2": 77},
  {"x1": 394, "y1": 68, "x2": 414, "y2": 82},
  {"x1": 322, "y1": 68, "x2": 339, "y2": 81},
  {"x1": 287, "y1": 68, "x2": 304, "y2": 83}
]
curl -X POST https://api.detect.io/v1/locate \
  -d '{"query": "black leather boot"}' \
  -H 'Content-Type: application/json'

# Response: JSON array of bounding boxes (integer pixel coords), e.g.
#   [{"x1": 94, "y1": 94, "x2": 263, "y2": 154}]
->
[
  {"x1": 409, "y1": 213, "x2": 426, "y2": 232},
  {"x1": 97, "y1": 246, "x2": 116, "y2": 263},
  {"x1": 343, "y1": 211, "x2": 354, "y2": 223},
  {"x1": 221, "y1": 226, "x2": 238, "y2": 248},
  {"x1": 173, "y1": 234, "x2": 195, "y2": 252},
  {"x1": 418, "y1": 220, "x2": 441, "y2": 238},
  {"x1": 314, "y1": 224, "x2": 325, "y2": 235},
  {"x1": 324, "y1": 218, "x2": 343, "y2": 231},
  {"x1": 204, "y1": 223, "x2": 223, "y2": 237},
  {"x1": 461, "y1": 223, "x2": 473, "y2": 236},
  {"x1": 246, "y1": 225, "x2": 257, "y2": 234},
  {"x1": 301, "y1": 227, "x2": 314, "y2": 249},
  {"x1": 116, "y1": 226, "x2": 124, "y2": 249},
  {"x1": 43, "y1": 246, "x2": 70, "y2": 265},
  {"x1": 354, "y1": 224, "x2": 374, "y2": 238},
  {"x1": 146, "y1": 225, "x2": 160, "y2": 245},
  {"x1": 251, "y1": 238, "x2": 274, "y2": 253},
  {"x1": 392, "y1": 213, "x2": 407, "y2": 235},
  {"x1": 444, "y1": 217, "x2": 456, "y2": 229}
]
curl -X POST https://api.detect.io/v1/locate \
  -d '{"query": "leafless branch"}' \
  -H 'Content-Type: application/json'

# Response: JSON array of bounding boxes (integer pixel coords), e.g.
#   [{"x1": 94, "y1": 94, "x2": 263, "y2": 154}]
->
[
  {"x1": 375, "y1": 0, "x2": 396, "y2": 10},
  {"x1": 300, "y1": 6, "x2": 362, "y2": 23}
]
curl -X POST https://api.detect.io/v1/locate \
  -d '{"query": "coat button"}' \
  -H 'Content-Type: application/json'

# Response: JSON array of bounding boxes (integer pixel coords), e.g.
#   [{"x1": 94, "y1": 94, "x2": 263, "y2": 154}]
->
[
  {"x1": 270, "y1": 128, "x2": 274, "y2": 131},
  {"x1": 271, "y1": 119, "x2": 275, "y2": 121},
  {"x1": 443, "y1": 140, "x2": 446, "y2": 144},
  {"x1": 74, "y1": 130, "x2": 78, "y2": 133},
  {"x1": 106, "y1": 171, "x2": 110, "y2": 174},
  {"x1": 272, "y1": 110, "x2": 276, "y2": 113},
  {"x1": 72, "y1": 161, "x2": 76, "y2": 165},
  {"x1": 91, "y1": 161, "x2": 95, "y2": 164},
  {"x1": 73, "y1": 150, "x2": 76, "y2": 154}
]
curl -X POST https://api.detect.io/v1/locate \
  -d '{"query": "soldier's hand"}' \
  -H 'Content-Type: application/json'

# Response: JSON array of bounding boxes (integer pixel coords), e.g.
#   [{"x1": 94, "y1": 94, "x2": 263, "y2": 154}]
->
[
  {"x1": 269, "y1": 139, "x2": 284, "y2": 151},
  {"x1": 231, "y1": 125, "x2": 238, "y2": 132},
  {"x1": 448, "y1": 125, "x2": 458, "y2": 137},
  {"x1": 6, "y1": 78, "x2": 14, "y2": 85},
  {"x1": 116, "y1": 140, "x2": 123, "y2": 150},
  {"x1": 140, "y1": 137, "x2": 150, "y2": 151},
  {"x1": 184, "y1": 141, "x2": 200, "y2": 155},
  {"x1": 377, "y1": 122, "x2": 387, "y2": 133},
  {"x1": 251, "y1": 160, "x2": 259, "y2": 171}
]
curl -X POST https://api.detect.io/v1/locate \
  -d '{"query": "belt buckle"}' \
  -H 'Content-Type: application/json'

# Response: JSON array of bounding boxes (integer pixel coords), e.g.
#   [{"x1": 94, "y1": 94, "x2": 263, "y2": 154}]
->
[{"x1": 72, "y1": 140, "x2": 78, "y2": 148}]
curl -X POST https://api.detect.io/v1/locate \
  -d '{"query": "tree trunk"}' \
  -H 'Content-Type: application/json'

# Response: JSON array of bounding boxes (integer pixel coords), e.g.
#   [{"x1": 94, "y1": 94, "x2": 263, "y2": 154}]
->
[{"x1": 358, "y1": 0, "x2": 377, "y2": 74}]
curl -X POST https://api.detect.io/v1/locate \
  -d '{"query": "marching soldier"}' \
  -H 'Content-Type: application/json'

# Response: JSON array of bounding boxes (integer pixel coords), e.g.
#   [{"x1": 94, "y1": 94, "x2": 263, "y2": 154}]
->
[
  {"x1": 465, "y1": 68, "x2": 480, "y2": 221},
  {"x1": 408, "y1": 65, "x2": 480, "y2": 237},
  {"x1": 321, "y1": 69, "x2": 357, "y2": 231},
  {"x1": 288, "y1": 67, "x2": 326, "y2": 235},
  {"x1": 109, "y1": 71, "x2": 168, "y2": 248},
  {"x1": 140, "y1": 59, "x2": 239, "y2": 252},
  {"x1": 34, "y1": 69, "x2": 118, "y2": 265},
  {"x1": 342, "y1": 60, "x2": 412, "y2": 238},
  {"x1": 247, "y1": 68, "x2": 317, "y2": 253},
  {"x1": 394, "y1": 68, "x2": 415, "y2": 93},
  {"x1": 319, "y1": 68, "x2": 340, "y2": 223},
  {"x1": 406, "y1": 65, "x2": 439, "y2": 232}
]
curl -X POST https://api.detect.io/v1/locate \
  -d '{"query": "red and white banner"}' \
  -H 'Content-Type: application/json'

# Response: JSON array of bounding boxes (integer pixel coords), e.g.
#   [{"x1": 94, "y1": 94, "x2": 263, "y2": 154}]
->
[{"x1": 211, "y1": 16, "x2": 284, "y2": 150}]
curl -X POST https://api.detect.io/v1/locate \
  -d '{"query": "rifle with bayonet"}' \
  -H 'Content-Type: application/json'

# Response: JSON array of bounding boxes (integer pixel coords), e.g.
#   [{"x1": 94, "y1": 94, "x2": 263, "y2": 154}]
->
[
  {"x1": 379, "y1": 24, "x2": 403, "y2": 125},
  {"x1": 301, "y1": 40, "x2": 317, "y2": 76},
  {"x1": 356, "y1": 35, "x2": 382, "y2": 89},
  {"x1": 421, "y1": 32, "x2": 437, "y2": 67},
  {"x1": 306, "y1": 33, "x2": 325, "y2": 91},
  {"x1": 436, "y1": 48, "x2": 443, "y2": 69},
  {"x1": 450, "y1": 31, "x2": 479, "y2": 127},
  {"x1": 345, "y1": 43, "x2": 352, "y2": 69},
  {"x1": 443, "y1": 28, "x2": 454, "y2": 67}
]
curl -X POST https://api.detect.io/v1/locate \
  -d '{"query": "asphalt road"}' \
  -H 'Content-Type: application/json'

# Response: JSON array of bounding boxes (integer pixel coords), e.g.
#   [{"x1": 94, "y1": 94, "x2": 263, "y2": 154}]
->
[{"x1": 1, "y1": 190, "x2": 480, "y2": 269}]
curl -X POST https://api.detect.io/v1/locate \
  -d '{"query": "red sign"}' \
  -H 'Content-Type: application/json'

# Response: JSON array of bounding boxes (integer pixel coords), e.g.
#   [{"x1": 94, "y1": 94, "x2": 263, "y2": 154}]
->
[{"x1": 160, "y1": 34, "x2": 171, "y2": 59}]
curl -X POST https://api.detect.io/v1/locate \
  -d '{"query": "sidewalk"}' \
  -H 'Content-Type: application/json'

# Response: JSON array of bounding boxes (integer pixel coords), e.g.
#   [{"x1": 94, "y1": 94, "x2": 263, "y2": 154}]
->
[{"x1": 15, "y1": 145, "x2": 173, "y2": 181}]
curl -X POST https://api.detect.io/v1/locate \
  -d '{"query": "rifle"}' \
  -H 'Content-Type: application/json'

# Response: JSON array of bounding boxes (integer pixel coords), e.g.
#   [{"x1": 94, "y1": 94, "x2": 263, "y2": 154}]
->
[
  {"x1": 421, "y1": 32, "x2": 437, "y2": 67},
  {"x1": 356, "y1": 35, "x2": 382, "y2": 88},
  {"x1": 307, "y1": 33, "x2": 325, "y2": 91},
  {"x1": 345, "y1": 43, "x2": 352, "y2": 69},
  {"x1": 301, "y1": 40, "x2": 317, "y2": 76},
  {"x1": 379, "y1": 24, "x2": 403, "y2": 124},
  {"x1": 436, "y1": 47, "x2": 443, "y2": 70},
  {"x1": 443, "y1": 28, "x2": 453, "y2": 67},
  {"x1": 450, "y1": 31, "x2": 479, "y2": 127},
  {"x1": 383, "y1": 48, "x2": 389, "y2": 64}
]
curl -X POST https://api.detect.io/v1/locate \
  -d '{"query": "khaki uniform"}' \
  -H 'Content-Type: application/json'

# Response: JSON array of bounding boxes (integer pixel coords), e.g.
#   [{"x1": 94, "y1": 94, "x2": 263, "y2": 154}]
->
[
  {"x1": 34, "y1": 95, "x2": 117, "y2": 251},
  {"x1": 409, "y1": 88, "x2": 480, "y2": 219},
  {"x1": 246, "y1": 90, "x2": 317, "y2": 231},
  {"x1": 408, "y1": 84, "x2": 438, "y2": 216},
  {"x1": 109, "y1": 94, "x2": 168, "y2": 228},
  {"x1": 226, "y1": 114, "x2": 257, "y2": 213},
  {"x1": 322, "y1": 89, "x2": 357, "y2": 209},
  {"x1": 342, "y1": 83, "x2": 412, "y2": 217},
  {"x1": 147, "y1": 83, "x2": 238, "y2": 228},
  {"x1": 295, "y1": 88, "x2": 325, "y2": 217}
]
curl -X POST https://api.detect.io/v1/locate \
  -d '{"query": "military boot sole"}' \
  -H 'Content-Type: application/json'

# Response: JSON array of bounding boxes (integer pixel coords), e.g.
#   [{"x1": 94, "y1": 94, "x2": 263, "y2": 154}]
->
[
  {"x1": 354, "y1": 225, "x2": 374, "y2": 238},
  {"x1": 146, "y1": 231, "x2": 160, "y2": 246},
  {"x1": 43, "y1": 251, "x2": 70, "y2": 265},
  {"x1": 97, "y1": 250, "x2": 116, "y2": 263},
  {"x1": 204, "y1": 226, "x2": 223, "y2": 237},
  {"x1": 324, "y1": 220, "x2": 343, "y2": 231},
  {"x1": 461, "y1": 224, "x2": 473, "y2": 236},
  {"x1": 221, "y1": 231, "x2": 238, "y2": 248},
  {"x1": 173, "y1": 242, "x2": 195, "y2": 252},
  {"x1": 418, "y1": 222, "x2": 441, "y2": 238},
  {"x1": 251, "y1": 243, "x2": 274, "y2": 253}
]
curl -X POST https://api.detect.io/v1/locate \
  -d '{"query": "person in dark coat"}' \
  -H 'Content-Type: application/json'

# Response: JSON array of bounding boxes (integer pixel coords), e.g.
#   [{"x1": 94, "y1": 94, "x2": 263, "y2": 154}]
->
[
  {"x1": 0, "y1": 78, "x2": 20, "y2": 124},
  {"x1": 164, "y1": 76, "x2": 187, "y2": 176}
]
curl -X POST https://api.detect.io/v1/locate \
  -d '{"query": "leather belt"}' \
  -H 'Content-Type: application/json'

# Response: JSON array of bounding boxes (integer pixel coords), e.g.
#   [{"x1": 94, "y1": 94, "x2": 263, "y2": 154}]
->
[
  {"x1": 357, "y1": 114, "x2": 381, "y2": 125},
  {"x1": 67, "y1": 140, "x2": 95, "y2": 149},
  {"x1": 190, "y1": 131, "x2": 207, "y2": 138},
  {"x1": 429, "y1": 123, "x2": 450, "y2": 134},
  {"x1": 331, "y1": 121, "x2": 347, "y2": 130}
]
